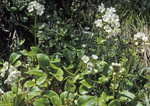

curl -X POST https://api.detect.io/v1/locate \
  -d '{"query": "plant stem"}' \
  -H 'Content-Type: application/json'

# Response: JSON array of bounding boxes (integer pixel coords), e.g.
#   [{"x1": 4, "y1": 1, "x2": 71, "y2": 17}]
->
[
  {"x1": 15, "y1": 80, "x2": 19, "y2": 106},
  {"x1": 34, "y1": 14, "x2": 37, "y2": 46},
  {"x1": 113, "y1": 75, "x2": 116, "y2": 100}
]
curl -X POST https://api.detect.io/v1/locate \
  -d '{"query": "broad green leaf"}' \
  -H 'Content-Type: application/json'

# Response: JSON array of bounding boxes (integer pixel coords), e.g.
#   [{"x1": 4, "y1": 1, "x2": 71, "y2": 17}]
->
[
  {"x1": 24, "y1": 81, "x2": 36, "y2": 87},
  {"x1": 36, "y1": 75, "x2": 47, "y2": 85},
  {"x1": 9, "y1": 52, "x2": 21, "y2": 64},
  {"x1": 130, "y1": 101, "x2": 143, "y2": 106},
  {"x1": 80, "y1": 78, "x2": 93, "y2": 89},
  {"x1": 51, "y1": 96, "x2": 62, "y2": 106},
  {"x1": 122, "y1": 78, "x2": 133, "y2": 90},
  {"x1": 116, "y1": 90, "x2": 135, "y2": 102},
  {"x1": 108, "y1": 99, "x2": 121, "y2": 106},
  {"x1": 36, "y1": 54, "x2": 50, "y2": 69},
  {"x1": 26, "y1": 91, "x2": 41, "y2": 101},
  {"x1": 13, "y1": 94, "x2": 22, "y2": 106},
  {"x1": 42, "y1": 90, "x2": 59, "y2": 99},
  {"x1": 65, "y1": 81, "x2": 76, "y2": 93},
  {"x1": 101, "y1": 92, "x2": 108, "y2": 102},
  {"x1": 50, "y1": 68, "x2": 63, "y2": 81},
  {"x1": 33, "y1": 98, "x2": 50, "y2": 106},
  {"x1": 25, "y1": 69, "x2": 46, "y2": 76},
  {"x1": 63, "y1": 49, "x2": 75, "y2": 63},
  {"x1": 31, "y1": 47, "x2": 43, "y2": 54},
  {"x1": 98, "y1": 75, "x2": 109, "y2": 84},
  {"x1": 3, "y1": 93, "x2": 12, "y2": 103},
  {"x1": 14, "y1": 60, "x2": 21, "y2": 67},
  {"x1": 79, "y1": 85, "x2": 92, "y2": 94},
  {"x1": 30, "y1": 86, "x2": 41, "y2": 92},
  {"x1": 77, "y1": 95, "x2": 96, "y2": 106},
  {"x1": 60, "y1": 91, "x2": 74, "y2": 105}
]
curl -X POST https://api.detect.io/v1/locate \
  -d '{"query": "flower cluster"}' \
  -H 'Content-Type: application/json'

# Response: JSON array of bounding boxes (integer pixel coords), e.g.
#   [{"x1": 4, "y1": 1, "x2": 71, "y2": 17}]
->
[
  {"x1": 0, "y1": 61, "x2": 21, "y2": 85},
  {"x1": 27, "y1": 1, "x2": 45, "y2": 16},
  {"x1": 95, "y1": 3, "x2": 121, "y2": 37},
  {"x1": 82, "y1": 55, "x2": 98, "y2": 71},
  {"x1": 109, "y1": 62, "x2": 125, "y2": 75},
  {"x1": 134, "y1": 32, "x2": 148, "y2": 45}
]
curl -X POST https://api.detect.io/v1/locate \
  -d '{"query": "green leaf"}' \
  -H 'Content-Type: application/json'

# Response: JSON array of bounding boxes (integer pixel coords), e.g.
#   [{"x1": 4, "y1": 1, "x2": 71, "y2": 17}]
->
[
  {"x1": 77, "y1": 95, "x2": 96, "y2": 106},
  {"x1": 24, "y1": 81, "x2": 36, "y2": 87},
  {"x1": 9, "y1": 52, "x2": 21, "y2": 64},
  {"x1": 42, "y1": 90, "x2": 59, "y2": 99},
  {"x1": 14, "y1": 60, "x2": 21, "y2": 67},
  {"x1": 79, "y1": 85, "x2": 92, "y2": 94},
  {"x1": 63, "y1": 49, "x2": 75, "y2": 63},
  {"x1": 130, "y1": 101, "x2": 143, "y2": 106},
  {"x1": 13, "y1": 94, "x2": 22, "y2": 106},
  {"x1": 36, "y1": 54, "x2": 50, "y2": 69},
  {"x1": 26, "y1": 91, "x2": 41, "y2": 101},
  {"x1": 65, "y1": 81, "x2": 76, "y2": 93},
  {"x1": 80, "y1": 78, "x2": 93, "y2": 89},
  {"x1": 98, "y1": 75, "x2": 109, "y2": 84},
  {"x1": 33, "y1": 98, "x2": 50, "y2": 106},
  {"x1": 122, "y1": 78, "x2": 133, "y2": 90},
  {"x1": 108, "y1": 99, "x2": 121, "y2": 106},
  {"x1": 60, "y1": 91, "x2": 74, "y2": 105},
  {"x1": 31, "y1": 47, "x2": 43, "y2": 54},
  {"x1": 50, "y1": 68, "x2": 63, "y2": 81},
  {"x1": 116, "y1": 90, "x2": 135, "y2": 102},
  {"x1": 3, "y1": 92, "x2": 12, "y2": 103},
  {"x1": 36, "y1": 75, "x2": 47, "y2": 85},
  {"x1": 51, "y1": 96, "x2": 62, "y2": 106},
  {"x1": 25, "y1": 69, "x2": 46, "y2": 76}
]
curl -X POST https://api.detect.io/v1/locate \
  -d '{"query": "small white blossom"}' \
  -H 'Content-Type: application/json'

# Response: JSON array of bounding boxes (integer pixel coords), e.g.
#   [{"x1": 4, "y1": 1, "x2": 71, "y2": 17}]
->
[
  {"x1": 3, "y1": 61, "x2": 9, "y2": 70},
  {"x1": 113, "y1": 72, "x2": 116, "y2": 75},
  {"x1": 98, "y1": 3, "x2": 105, "y2": 13},
  {"x1": 135, "y1": 42, "x2": 138, "y2": 45},
  {"x1": 92, "y1": 54, "x2": 98, "y2": 59},
  {"x1": 82, "y1": 44, "x2": 86, "y2": 48},
  {"x1": 109, "y1": 66, "x2": 113, "y2": 70},
  {"x1": 87, "y1": 62, "x2": 93, "y2": 70},
  {"x1": 95, "y1": 19, "x2": 103, "y2": 27},
  {"x1": 94, "y1": 69, "x2": 98, "y2": 73},
  {"x1": 82, "y1": 55, "x2": 89, "y2": 63}
]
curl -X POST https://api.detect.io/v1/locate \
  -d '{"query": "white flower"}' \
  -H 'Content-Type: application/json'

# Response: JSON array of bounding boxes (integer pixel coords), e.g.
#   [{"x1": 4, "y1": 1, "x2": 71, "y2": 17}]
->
[
  {"x1": 95, "y1": 19, "x2": 103, "y2": 27},
  {"x1": 135, "y1": 42, "x2": 138, "y2": 45},
  {"x1": 27, "y1": 6, "x2": 34, "y2": 12},
  {"x1": 92, "y1": 54, "x2": 98, "y2": 59},
  {"x1": 113, "y1": 72, "x2": 116, "y2": 75},
  {"x1": 82, "y1": 55, "x2": 89, "y2": 63},
  {"x1": 37, "y1": 10, "x2": 44, "y2": 16},
  {"x1": 82, "y1": 44, "x2": 86, "y2": 48},
  {"x1": 104, "y1": 25, "x2": 112, "y2": 32},
  {"x1": 121, "y1": 68, "x2": 125, "y2": 71},
  {"x1": 142, "y1": 36, "x2": 148, "y2": 42},
  {"x1": 117, "y1": 63, "x2": 121, "y2": 67},
  {"x1": 94, "y1": 69, "x2": 98, "y2": 73},
  {"x1": 109, "y1": 66, "x2": 113, "y2": 70},
  {"x1": 29, "y1": 1, "x2": 37, "y2": 7},
  {"x1": 3, "y1": 61, "x2": 9, "y2": 70},
  {"x1": 87, "y1": 62, "x2": 93, "y2": 70},
  {"x1": 120, "y1": 70, "x2": 123, "y2": 73},
  {"x1": 98, "y1": 3, "x2": 105, "y2": 13},
  {"x1": 106, "y1": 7, "x2": 116, "y2": 13},
  {"x1": 112, "y1": 62, "x2": 115, "y2": 66},
  {"x1": 9, "y1": 66, "x2": 17, "y2": 73}
]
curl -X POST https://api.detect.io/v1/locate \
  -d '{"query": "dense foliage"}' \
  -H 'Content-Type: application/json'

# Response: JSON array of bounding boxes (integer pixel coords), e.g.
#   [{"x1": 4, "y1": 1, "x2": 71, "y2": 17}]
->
[{"x1": 0, "y1": 0, "x2": 150, "y2": 106}]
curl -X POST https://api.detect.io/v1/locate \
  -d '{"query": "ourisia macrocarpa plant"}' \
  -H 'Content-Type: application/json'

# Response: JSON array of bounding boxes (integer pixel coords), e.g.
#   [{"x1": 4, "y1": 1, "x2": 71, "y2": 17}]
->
[{"x1": 0, "y1": 1, "x2": 150, "y2": 106}]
